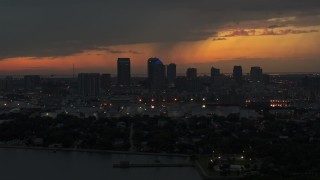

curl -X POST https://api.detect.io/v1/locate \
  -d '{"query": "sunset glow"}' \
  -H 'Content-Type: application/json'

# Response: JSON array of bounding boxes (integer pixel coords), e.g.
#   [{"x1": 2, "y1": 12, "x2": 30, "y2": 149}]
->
[{"x1": 1, "y1": 25, "x2": 319, "y2": 75}]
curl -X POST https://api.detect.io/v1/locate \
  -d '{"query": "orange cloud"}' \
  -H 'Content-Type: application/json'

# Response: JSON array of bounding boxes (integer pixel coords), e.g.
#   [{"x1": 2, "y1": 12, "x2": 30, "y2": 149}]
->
[
  {"x1": 221, "y1": 27, "x2": 318, "y2": 37},
  {"x1": 260, "y1": 29, "x2": 318, "y2": 35},
  {"x1": 223, "y1": 29, "x2": 256, "y2": 37}
]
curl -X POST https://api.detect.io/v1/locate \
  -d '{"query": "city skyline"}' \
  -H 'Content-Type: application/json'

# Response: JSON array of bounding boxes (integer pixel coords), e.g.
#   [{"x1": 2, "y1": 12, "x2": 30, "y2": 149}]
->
[
  {"x1": 1, "y1": 1, "x2": 320, "y2": 74},
  {"x1": 1, "y1": 57, "x2": 319, "y2": 77}
]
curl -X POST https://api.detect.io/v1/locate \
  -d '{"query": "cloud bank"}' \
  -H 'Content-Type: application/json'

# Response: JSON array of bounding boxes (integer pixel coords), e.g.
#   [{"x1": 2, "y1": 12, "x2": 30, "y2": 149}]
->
[{"x1": 0, "y1": 0, "x2": 320, "y2": 59}]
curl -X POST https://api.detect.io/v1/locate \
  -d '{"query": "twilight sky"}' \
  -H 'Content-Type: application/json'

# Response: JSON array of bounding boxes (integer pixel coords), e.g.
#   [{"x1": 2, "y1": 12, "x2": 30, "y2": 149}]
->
[{"x1": 1, "y1": 0, "x2": 320, "y2": 75}]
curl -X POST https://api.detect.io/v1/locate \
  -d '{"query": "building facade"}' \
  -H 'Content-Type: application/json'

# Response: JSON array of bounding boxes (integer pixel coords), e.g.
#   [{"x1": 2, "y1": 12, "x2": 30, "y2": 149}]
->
[{"x1": 117, "y1": 58, "x2": 131, "y2": 86}]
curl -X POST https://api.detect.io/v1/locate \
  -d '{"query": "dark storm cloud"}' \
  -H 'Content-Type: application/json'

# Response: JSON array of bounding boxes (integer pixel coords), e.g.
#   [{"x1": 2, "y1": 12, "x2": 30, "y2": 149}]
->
[{"x1": 1, "y1": 0, "x2": 320, "y2": 59}]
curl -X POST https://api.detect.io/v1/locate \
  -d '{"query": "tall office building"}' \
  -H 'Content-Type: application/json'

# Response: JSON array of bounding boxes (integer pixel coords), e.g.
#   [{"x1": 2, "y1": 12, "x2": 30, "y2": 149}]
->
[
  {"x1": 211, "y1": 67, "x2": 220, "y2": 77},
  {"x1": 233, "y1": 66, "x2": 243, "y2": 84},
  {"x1": 250, "y1": 66, "x2": 263, "y2": 82},
  {"x1": 24, "y1": 75, "x2": 41, "y2": 91},
  {"x1": 211, "y1": 67, "x2": 221, "y2": 88},
  {"x1": 117, "y1": 58, "x2": 131, "y2": 86},
  {"x1": 185, "y1": 68, "x2": 202, "y2": 92},
  {"x1": 78, "y1": 73, "x2": 100, "y2": 96},
  {"x1": 186, "y1": 68, "x2": 197, "y2": 80},
  {"x1": 167, "y1": 63, "x2": 176, "y2": 85},
  {"x1": 148, "y1": 58, "x2": 166, "y2": 90},
  {"x1": 101, "y1": 74, "x2": 111, "y2": 90}
]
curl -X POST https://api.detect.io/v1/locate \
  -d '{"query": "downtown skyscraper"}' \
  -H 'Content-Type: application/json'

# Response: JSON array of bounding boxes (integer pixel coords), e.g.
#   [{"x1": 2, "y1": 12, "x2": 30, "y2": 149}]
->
[
  {"x1": 250, "y1": 66, "x2": 263, "y2": 82},
  {"x1": 186, "y1": 68, "x2": 197, "y2": 80},
  {"x1": 117, "y1": 58, "x2": 131, "y2": 86},
  {"x1": 148, "y1": 58, "x2": 166, "y2": 91},
  {"x1": 167, "y1": 63, "x2": 176, "y2": 85},
  {"x1": 233, "y1": 66, "x2": 243, "y2": 85}
]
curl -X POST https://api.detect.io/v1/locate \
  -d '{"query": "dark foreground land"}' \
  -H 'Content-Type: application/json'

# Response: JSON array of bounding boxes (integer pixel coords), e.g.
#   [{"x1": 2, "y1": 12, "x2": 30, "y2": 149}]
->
[{"x1": 0, "y1": 113, "x2": 320, "y2": 179}]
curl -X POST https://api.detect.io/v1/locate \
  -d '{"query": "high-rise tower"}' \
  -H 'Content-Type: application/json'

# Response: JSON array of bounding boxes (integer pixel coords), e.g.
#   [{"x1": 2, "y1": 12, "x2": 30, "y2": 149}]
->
[
  {"x1": 233, "y1": 66, "x2": 243, "y2": 84},
  {"x1": 167, "y1": 63, "x2": 177, "y2": 85},
  {"x1": 117, "y1": 58, "x2": 131, "y2": 86},
  {"x1": 148, "y1": 58, "x2": 166, "y2": 90}
]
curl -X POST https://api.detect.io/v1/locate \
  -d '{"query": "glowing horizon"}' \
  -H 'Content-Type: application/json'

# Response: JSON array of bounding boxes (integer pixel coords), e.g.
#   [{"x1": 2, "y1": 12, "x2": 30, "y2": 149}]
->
[{"x1": 1, "y1": 26, "x2": 319, "y2": 75}]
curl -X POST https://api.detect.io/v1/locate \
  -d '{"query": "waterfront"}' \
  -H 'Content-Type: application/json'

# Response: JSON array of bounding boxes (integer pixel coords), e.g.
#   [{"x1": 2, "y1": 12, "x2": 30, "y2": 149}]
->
[{"x1": 0, "y1": 148, "x2": 202, "y2": 180}]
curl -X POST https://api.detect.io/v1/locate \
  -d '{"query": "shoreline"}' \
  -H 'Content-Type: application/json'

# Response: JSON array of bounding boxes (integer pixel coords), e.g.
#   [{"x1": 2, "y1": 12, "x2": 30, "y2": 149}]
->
[{"x1": 0, "y1": 145, "x2": 190, "y2": 157}]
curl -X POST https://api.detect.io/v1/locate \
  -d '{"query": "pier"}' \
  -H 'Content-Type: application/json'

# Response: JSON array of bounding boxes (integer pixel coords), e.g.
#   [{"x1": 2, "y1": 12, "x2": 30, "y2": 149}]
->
[{"x1": 113, "y1": 161, "x2": 194, "y2": 168}]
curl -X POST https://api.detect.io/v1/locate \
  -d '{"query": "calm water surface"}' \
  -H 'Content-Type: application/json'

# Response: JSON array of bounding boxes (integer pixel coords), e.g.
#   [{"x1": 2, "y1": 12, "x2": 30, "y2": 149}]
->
[{"x1": 0, "y1": 148, "x2": 202, "y2": 180}]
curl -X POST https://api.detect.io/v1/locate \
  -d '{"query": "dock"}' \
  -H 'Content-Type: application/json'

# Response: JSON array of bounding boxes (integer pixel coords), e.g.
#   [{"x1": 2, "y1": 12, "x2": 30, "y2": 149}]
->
[{"x1": 113, "y1": 161, "x2": 195, "y2": 168}]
